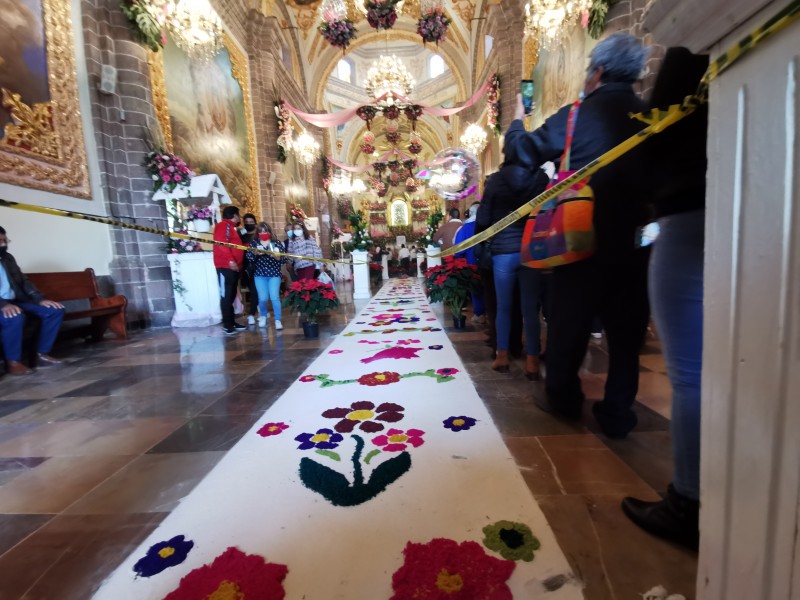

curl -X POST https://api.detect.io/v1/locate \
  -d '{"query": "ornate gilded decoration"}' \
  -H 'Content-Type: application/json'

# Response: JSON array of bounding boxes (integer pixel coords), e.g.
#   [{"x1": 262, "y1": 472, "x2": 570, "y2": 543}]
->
[
  {"x1": 147, "y1": 52, "x2": 173, "y2": 151},
  {"x1": 0, "y1": 0, "x2": 90, "y2": 198},
  {"x1": 523, "y1": 34, "x2": 539, "y2": 77},
  {"x1": 453, "y1": 0, "x2": 474, "y2": 29},
  {"x1": 284, "y1": 0, "x2": 323, "y2": 38}
]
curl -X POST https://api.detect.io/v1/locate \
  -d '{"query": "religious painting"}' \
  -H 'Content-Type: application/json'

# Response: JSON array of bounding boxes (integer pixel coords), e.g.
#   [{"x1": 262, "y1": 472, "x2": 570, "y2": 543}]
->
[
  {"x1": 280, "y1": 114, "x2": 314, "y2": 222},
  {"x1": 391, "y1": 198, "x2": 409, "y2": 226},
  {"x1": 0, "y1": 0, "x2": 90, "y2": 197},
  {"x1": 149, "y1": 33, "x2": 260, "y2": 217}
]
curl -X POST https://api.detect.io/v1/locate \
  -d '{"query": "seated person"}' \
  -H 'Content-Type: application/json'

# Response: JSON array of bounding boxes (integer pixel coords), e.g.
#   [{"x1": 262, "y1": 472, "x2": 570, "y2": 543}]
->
[{"x1": 0, "y1": 226, "x2": 65, "y2": 375}]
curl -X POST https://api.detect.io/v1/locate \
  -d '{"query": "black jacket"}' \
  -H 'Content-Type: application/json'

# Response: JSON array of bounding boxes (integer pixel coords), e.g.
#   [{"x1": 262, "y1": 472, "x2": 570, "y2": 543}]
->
[
  {"x1": 504, "y1": 82, "x2": 650, "y2": 263},
  {"x1": 476, "y1": 164, "x2": 550, "y2": 255},
  {"x1": 0, "y1": 253, "x2": 44, "y2": 308}
]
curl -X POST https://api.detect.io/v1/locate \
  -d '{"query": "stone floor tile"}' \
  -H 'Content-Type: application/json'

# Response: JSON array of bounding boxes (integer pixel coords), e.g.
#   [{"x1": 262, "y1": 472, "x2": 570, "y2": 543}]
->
[
  {"x1": 146, "y1": 413, "x2": 261, "y2": 453},
  {"x1": 0, "y1": 514, "x2": 52, "y2": 556},
  {"x1": 503, "y1": 437, "x2": 564, "y2": 496}
]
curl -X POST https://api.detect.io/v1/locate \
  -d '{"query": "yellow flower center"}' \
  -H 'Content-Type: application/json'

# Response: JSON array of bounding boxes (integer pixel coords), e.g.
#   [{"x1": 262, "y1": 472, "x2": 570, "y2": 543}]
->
[
  {"x1": 267, "y1": 425, "x2": 279, "y2": 432},
  {"x1": 311, "y1": 432, "x2": 330, "y2": 443},
  {"x1": 206, "y1": 580, "x2": 244, "y2": 600},
  {"x1": 452, "y1": 419, "x2": 465, "y2": 427},
  {"x1": 347, "y1": 409, "x2": 375, "y2": 421},
  {"x1": 388, "y1": 434, "x2": 408, "y2": 443},
  {"x1": 435, "y1": 569, "x2": 464, "y2": 593},
  {"x1": 158, "y1": 547, "x2": 175, "y2": 559},
  {"x1": 375, "y1": 374, "x2": 386, "y2": 381}
]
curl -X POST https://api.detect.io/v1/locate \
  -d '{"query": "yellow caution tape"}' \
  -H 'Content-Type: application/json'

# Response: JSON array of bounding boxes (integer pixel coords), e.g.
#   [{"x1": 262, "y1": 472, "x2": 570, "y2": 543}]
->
[{"x1": 0, "y1": 199, "x2": 363, "y2": 266}]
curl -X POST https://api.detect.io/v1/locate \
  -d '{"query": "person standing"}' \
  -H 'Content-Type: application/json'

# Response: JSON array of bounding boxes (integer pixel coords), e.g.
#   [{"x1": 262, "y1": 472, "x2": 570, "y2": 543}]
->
[
  {"x1": 454, "y1": 202, "x2": 486, "y2": 323},
  {"x1": 288, "y1": 221, "x2": 322, "y2": 280},
  {"x1": 0, "y1": 226, "x2": 65, "y2": 375},
  {"x1": 245, "y1": 222, "x2": 286, "y2": 331},
  {"x1": 503, "y1": 33, "x2": 652, "y2": 438},
  {"x1": 398, "y1": 244, "x2": 410, "y2": 275},
  {"x1": 213, "y1": 206, "x2": 246, "y2": 334},
  {"x1": 432, "y1": 208, "x2": 462, "y2": 252},
  {"x1": 239, "y1": 213, "x2": 259, "y2": 325}
]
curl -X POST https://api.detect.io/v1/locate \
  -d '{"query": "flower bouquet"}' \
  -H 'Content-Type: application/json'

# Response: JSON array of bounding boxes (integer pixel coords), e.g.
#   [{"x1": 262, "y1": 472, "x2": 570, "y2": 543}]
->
[
  {"x1": 164, "y1": 232, "x2": 205, "y2": 254},
  {"x1": 424, "y1": 256, "x2": 481, "y2": 319},
  {"x1": 369, "y1": 261, "x2": 384, "y2": 282},
  {"x1": 282, "y1": 279, "x2": 340, "y2": 325},
  {"x1": 365, "y1": 0, "x2": 401, "y2": 30},
  {"x1": 408, "y1": 131, "x2": 422, "y2": 155},
  {"x1": 417, "y1": 7, "x2": 450, "y2": 45},
  {"x1": 318, "y1": 17, "x2": 357, "y2": 51},
  {"x1": 290, "y1": 204, "x2": 307, "y2": 223},
  {"x1": 145, "y1": 150, "x2": 193, "y2": 193},
  {"x1": 383, "y1": 105, "x2": 401, "y2": 120},
  {"x1": 343, "y1": 212, "x2": 372, "y2": 251},
  {"x1": 186, "y1": 205, "x2": 213, "y2": 223}
]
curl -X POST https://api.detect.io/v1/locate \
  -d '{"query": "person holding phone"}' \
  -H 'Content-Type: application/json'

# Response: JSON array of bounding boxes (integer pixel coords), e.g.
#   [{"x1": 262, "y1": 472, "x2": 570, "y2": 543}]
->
[{"x1": 520, "y1": 80, "x2": 535, "y2": 115}]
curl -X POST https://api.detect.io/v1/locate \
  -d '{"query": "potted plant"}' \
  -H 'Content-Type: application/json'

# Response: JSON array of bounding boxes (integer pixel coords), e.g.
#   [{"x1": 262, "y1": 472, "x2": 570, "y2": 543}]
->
[
  {"x1": 144, "y1": 149, "x2": 193, "y2": 193},
  {"x1": 424, "y1": 256, "x2": 481, "y2": 328},
  {"x1": 282, "y1": 279, "x2": 340, "y2": 338},
  {"x1": 186, "y1": 205, "x2": 214, "y2": 233}
]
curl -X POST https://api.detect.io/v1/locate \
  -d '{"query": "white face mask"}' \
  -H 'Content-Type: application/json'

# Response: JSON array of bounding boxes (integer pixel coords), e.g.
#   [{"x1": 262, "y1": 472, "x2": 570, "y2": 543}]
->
[{"x1": 293, "y1": 230, "x2": 303, "y2": 237}]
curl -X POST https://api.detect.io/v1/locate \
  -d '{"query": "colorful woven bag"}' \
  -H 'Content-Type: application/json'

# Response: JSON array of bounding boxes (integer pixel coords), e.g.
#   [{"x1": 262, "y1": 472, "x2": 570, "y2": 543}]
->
[{"x1": 521, "y1": 101, "x2": 595, "y2": 268}]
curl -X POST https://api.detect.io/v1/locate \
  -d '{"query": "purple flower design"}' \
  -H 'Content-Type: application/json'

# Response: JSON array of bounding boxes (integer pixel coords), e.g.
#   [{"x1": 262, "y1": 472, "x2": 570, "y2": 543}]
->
[
  {"x1": 428, "y1": 345, "x2": 443, "y2": 350},
  {"x1": 443, "y1": 416, "x2": 477, "y2": 432},
  {"x1": 295, "y1": 428, "x2": 344, "y2": 450}
]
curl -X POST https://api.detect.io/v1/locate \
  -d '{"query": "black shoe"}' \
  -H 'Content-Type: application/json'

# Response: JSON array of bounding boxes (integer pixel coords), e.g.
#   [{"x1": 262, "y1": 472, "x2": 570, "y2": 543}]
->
[
  {"x1": 622, "y1": 484, "x2": 699, "y2": 551},
  {"x1": 223, "y1": 326, "x2": 238, "y2": 335},
  {"x1": 534, "y1": 393, "x2": 581, "y2": 421},
  {"x1": 592, "y1": 401, "x2": 637, "y2": 439},
  {"x1": 233, "y1": 322, "x2": 247, "y2": 330}
]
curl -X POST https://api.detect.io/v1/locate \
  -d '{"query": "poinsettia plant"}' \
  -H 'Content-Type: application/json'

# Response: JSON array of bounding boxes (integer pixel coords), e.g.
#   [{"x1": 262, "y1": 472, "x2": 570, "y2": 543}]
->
[
  {"x1": 144, "y1": 150, "x2": 193, "y2": 192},
  {"x1": 282, "y1": 279, "x2": 339, "y2": 324},
  {"x1": 425, "y1": 256, "x2": 481, "y2": 316}
]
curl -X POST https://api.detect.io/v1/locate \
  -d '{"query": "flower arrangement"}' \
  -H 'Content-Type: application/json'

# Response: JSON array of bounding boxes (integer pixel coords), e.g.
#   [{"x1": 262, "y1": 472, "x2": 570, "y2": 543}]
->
[
  {"x1": 343, "y1": 212, "x2": 372, "y2": 251},
  {"x1": 289, "y1": 204, "x2": 307, "y2": 223},
  {"x1": 337, "y1": 197, "x2": 353, "y2": 218},
  {"x1": 403, "y1": 104, "x2": 423, "y2": 127},
  {"x1": 318, "y1": 17, "x2": 357, "y2": 51},
  {"x1": 321, "y1": 156, "x2": 333, "y2": 191},
  {"x1": 487, "y1": 73, "x2": 501, "y2": 136},
  {"x1": 368, "y1": 202, "x2": 387, "y2": 211},
  {"x1": 356, "y1": 105, "x2": 379, "y2": 129},
  {"x1": 372, "y1": 161, "x2": 387, "y2": 174},
  {"x1": 403, "y1": 158, "x2": 418, "y2": 172},
  {"x1": 383, "y1": 105, "x2": 401, "y2": 120},
  {"x1": 412, "y1": 210, "x2": 429, "y2": 222},
  {"x1": 417, "y1": 7, "x2": 450, "y2": 45},
  {"x1": 405, "y1": 177, "x2": 418, "y2": 192},
  {"x1": 408, "y1": 131, "x2": 422, "y2": 155},
  {"x1": 361, "y1": 131, "x2": 375, "y2": 155},
  {"x1": 186, "y1": 205, "x2": 213, "y2": 222},
  {"x1": 388, "y1": 172, "x2": 401, "y2": 185},
  {"x1": 425, "y1": 256, "x2": 481, "y2": 316},
  {"x1": 371, "y1": 213, "x2": 388, "y2": 224},
  {"x1": 411, "y1": 198, "x2": 428, "y2": 209},
  {"x1": 145, "y1": 150, "x2": 193, "y2": 193},
  {"x1": 164, "y1": 232, "x2": 204, "y2": 254},
  {"x1": 386, "y1": 131, "x2": 401, "y2": 145},
  {"x1": 275, "y1": 99, "x2": 292, "y2": 163},
  {"x1": 365, "y1": 0, "x2": 401, "y2": 31},
  {"x1": 282, "y1": 278, "x2": 339, "y2": 324},
  {"x1": 419, "y1": 211, "x2": 444, "y2": 247},
  {"x1": 121, "y1": 0, "x2": 166, "y2": 52},
  {"x1": 369, "y1": 177, "x2": 387, "y2": 197}
]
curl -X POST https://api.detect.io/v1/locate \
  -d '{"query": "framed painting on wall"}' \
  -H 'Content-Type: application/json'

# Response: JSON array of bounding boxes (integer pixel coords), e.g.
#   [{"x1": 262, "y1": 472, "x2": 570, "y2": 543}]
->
[
  {"x1": 149, "y1": 33, "x2": 260, "y2": 218},
  {"x1": 0, "y1": 0, "x2": 90, "y2": 198}
]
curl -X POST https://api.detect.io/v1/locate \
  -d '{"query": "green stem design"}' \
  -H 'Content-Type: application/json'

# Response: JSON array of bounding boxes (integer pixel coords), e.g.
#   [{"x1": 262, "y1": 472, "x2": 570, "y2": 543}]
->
[
  {"x1": 307, "y1": 369, "x2": 455, "y2": 387},
  {"x1": 315, "y1": 449, "x2": 341, "y2": 462},
  {"x1": 363, "y1": 449, "x2": 381, "y2": 464},
  {"x1": 352, "y1": 435, "x2": 365, "y2": 486}
]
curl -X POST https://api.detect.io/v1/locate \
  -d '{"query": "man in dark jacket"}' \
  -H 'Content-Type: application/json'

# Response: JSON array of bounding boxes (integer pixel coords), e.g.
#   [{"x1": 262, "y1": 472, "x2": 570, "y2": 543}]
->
[
  {"x1": 504, "y1": 32, "x2": 651, "y2": 438},
  {"x1": 0, "y1": 226, "x2": 65, "y2": 375}
]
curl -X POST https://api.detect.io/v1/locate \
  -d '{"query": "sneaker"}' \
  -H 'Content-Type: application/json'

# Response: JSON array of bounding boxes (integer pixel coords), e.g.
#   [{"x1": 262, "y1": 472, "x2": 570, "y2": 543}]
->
[
  {"x1": 258, "y1": 316, "x2": 267, "y2": 327},
  {"x1": 223, "y1": 326, "x2": 238, "y2": 335},
  {"x1": 247, "y1": 315, "x2": 256, "y2": 325},
  {"x1": 233, "y1": 322, "x2": 247, "y2": 330},
  {"x1": 275, "y1": 320, "x2": 283, "y2": 331}
]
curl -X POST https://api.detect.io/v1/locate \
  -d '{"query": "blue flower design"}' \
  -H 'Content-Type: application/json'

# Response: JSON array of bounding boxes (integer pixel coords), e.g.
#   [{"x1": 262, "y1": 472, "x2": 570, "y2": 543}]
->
[
  {"x1": 133, "y1": 535, "x2": 194, "y2": 577},
  {"x1": 295, "y1": 428, "x2": 344, "y2": 450},
  {"x1": 443, "y1": 416, "x2": 478, "y2": 432},
  {"x1": 428, "y1": 345, "x2": 443, "y2": 350}
]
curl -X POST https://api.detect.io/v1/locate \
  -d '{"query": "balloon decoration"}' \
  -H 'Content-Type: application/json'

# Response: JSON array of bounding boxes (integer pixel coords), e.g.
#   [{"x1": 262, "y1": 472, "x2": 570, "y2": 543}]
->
[{"x1": 427, "y1": 148, "x2": 481, "y2": 201}]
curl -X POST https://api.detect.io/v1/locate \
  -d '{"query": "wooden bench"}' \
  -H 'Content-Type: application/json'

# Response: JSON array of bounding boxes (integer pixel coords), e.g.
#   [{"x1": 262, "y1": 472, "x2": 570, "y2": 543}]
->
[{"x1": 26, "y1": 268, "x2": 128, "y2": 341}]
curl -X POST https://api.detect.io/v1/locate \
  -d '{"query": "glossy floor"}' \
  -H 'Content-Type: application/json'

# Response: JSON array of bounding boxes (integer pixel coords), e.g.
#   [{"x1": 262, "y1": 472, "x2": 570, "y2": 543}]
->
[{"x1": 0, "y1": 282, "x2": 696, "y2": 599}]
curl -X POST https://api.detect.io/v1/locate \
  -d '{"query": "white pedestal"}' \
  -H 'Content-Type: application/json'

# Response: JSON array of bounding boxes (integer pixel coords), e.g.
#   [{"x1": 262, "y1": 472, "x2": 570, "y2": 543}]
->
[
  {"x1": 426, "y1": 245, "x2": 442, "y2": 269},
  {"x1": 332, "y1": 260, "x2": 352, "y2": 282},
  {"x1": 352, "y1": 250, "x2": 370, "y2": 300},
  {"x1": 417, "y1": 256, "x2": 424, "y2": 278},
  {"x1": 381, "y1": 254, "x2": 389, "y2": 280},
  {"x1": 167, "y1": 253, "x2": 222, "y2": 327}
]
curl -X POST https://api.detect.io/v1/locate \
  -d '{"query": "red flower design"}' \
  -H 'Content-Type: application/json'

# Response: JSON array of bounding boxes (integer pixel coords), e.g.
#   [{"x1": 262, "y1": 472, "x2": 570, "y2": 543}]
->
[
  {"x1": 322, "y1": 400, "x2": 405, "y2": 433},
  {"x1": 163, "y1": 547, "x2": 287, "y2": 600},
  {"x1": 391, "y1": 539, "x2": 514, "y2": 600},
  {"x1": 257, "y1": 422, "x2": 289, "y2": 437},
  {"x1": 357, "y1": 371, "x2": 401, "y2": 386},
  {"x1": 299, "y1": 375, "x2": 317, "y2": 383}
]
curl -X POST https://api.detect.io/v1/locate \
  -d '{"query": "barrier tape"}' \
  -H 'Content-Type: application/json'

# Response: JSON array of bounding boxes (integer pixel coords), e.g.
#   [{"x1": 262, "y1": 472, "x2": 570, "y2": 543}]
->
[
  {"x1": 0, "y1": 199, "x2": 362, "y2": 266},
  {"x1": 440, "y1": 0, "x2": 800, "y2": 258}
]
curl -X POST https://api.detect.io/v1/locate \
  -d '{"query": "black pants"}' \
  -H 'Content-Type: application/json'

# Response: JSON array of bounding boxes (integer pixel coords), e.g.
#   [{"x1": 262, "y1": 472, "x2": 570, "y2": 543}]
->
[
  {"x1": 240, "y1": 271, "x2": 258, "y2": 316},
  {"x1": 544, "y1": 252, "x2": 650, "y2": 430},
  {"x1": 217, "y1": 268, "x2": 239, "y2": 328},
  {"x1": 400, "y1": 257, "x2": 410, "y2": 274}
]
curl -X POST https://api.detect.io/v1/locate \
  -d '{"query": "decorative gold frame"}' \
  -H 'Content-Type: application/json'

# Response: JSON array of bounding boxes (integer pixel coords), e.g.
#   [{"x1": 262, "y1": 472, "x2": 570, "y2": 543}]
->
[
  {"x1": 147, "y1": 33, "x2": 261, "y2": 218},
  {"x1": 0, "y1": 0, "x2": 90, "y2": 198}
]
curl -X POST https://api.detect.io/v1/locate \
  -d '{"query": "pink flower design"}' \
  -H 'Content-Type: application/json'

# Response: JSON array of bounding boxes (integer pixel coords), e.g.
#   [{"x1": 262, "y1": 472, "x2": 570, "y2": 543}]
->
[
  {"x1": 257, "y1": 422, "x2": 289, "y2": 437},
  {"x1": 299, "y1": 375, "x2": 317, "y2": 382},
  {"x1": 328, "y1": 349, "x2": 344, "y2": 354},
  {"x1": 436, "y1": 368, "x2": 459, "y2": 376},
  {"x1": 372, "y1": 428, "x2": 425, "y2": 452}
]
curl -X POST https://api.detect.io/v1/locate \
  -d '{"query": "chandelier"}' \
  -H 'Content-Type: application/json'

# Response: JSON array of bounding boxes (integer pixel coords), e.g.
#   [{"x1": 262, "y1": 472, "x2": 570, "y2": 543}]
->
[
  {"x1": 293, "y1": 130, "x2": 320, "y2": 167},
  {"x1": 330, "y1": 172, "x2": 368, "y2": 196},
  {"x1": 364, "y1": 55, "x2": 415, "y2": 100},
  {"x1": 524, "y1": 0, "x2": 592, "y2": 46},
  {"x1": 166, "y1": 0, "x2": 224, "y2": 63},
  {"x1": 460, "y1": 123, "x2": 488, "y2": 156}
]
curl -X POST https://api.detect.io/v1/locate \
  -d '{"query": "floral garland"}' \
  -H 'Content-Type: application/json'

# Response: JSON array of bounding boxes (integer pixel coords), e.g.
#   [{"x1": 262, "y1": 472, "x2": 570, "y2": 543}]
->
[
  {"x1": 417, "y1": 7, "x2": 450, "y2": 45},
  {"x1": 121, "y1": 0, "x2": 166, "y2": 52},
  {"x1": 318, "y1": 17, "x2": 357, "y2": 51},
  {"x1": 274, "y1": 99, "x2": 292, "y2": 164},
  {"x1": 365, "y1": 0, "x2": 401, "y2": 31},
  {"x1": 321, "y1": 156, "x2": 333, "y2": 191},
  {"x1": 487, "y1": 73, "x2": 501, "y2": 136},
  {"x1": 361, "y1": 131, "x2": 375, "y2": 155},
  {"x1": 144, "y1": 150, "x2": 193, "y2": 192}
]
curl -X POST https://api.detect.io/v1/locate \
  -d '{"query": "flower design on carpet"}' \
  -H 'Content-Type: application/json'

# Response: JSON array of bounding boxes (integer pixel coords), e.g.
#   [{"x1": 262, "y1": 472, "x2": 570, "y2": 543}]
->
[
  {"x1": 133, "y1": 535, "x2": 194, "y2": 577},
  {"x1": 390, "y1": 538, "x2": 515, "y2": 599},
  {"x1": 257, "y1": 422, "x2": 289, "y2": 437},
  {"x1": 342, "y1": 326, "x2": 442, "y2": 336},
  {"x1": 443, "y1": 416, "x2": 477, "y2": 432},
  {"x1": 300, "y1": 369, "x2": 457, "y2": 387},
  {"x1": 372, "y1": 428, "x2": 425, "y2": 451},
  {"x1": 482, "y1": 521, "x2": 541, "y2": 562},
  {"x1": 162, "y1": 546, "x2": 287, "y2": 599},
  {"x1": 328, "y1": 349, "x2": 344, "y2": 354},
  {"x1": 358, "y1": 371, "x2": 402, "y2": 386},
  {"x1": 436, "y1": 368, "x2": 459, "y2": 376},
  {"x1": 397, "y1": 339, "x2": 421, "y2": 345},
  {"x1": 361, "y1": 346, "x2": 424, "y2": 364},
  {"x1": 295, "y1": 428, "x2": 344, "y2": 450},
  {"x1": 322, "y1": 401, "x2": 404, "y2": 433},
  {"x1": 428, "y1": 345, "x2": 443, "y2": 350}
]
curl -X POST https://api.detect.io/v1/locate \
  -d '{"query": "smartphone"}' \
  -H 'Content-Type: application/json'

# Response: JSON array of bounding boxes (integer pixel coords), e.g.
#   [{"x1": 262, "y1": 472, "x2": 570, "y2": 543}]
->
[
  {"x1": 635, "y1": 222, "x2": 661, "y2": 248},
  {"x1": 520, "y1": 80, "x2": 534, "y2": 115}
]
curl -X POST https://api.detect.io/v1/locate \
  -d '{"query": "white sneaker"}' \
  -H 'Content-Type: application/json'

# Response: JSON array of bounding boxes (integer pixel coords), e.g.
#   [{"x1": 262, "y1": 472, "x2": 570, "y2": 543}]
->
[
  {"x1": 247, "y1": 315, "x2": 256, "y2": 325},
  {"x1": 258, "y1": 316, "x2": 267, "y2": 327},
  {"x1": 275, "y1": 320, "x2": 283, "y2": 331}
]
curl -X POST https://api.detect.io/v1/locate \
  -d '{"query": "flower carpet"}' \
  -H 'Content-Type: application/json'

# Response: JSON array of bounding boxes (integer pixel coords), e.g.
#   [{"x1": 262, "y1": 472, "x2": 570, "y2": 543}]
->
[{"x1": 94, "y1": 280, "x2": 583, "y2": 599}]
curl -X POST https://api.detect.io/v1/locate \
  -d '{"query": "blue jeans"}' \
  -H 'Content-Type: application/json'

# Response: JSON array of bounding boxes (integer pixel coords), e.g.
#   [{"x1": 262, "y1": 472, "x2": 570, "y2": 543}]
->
[
  {"x1": 649, "y1": 210, "x2": 704, "y2": 500},
  {"x1": 492, "y1": 252, "x2": 541, "y2": 355},
  {"x1": 254, "y1": 276, "x2": 282, "y2": 321},
  {"x1": 0, "y1": 302, "x2": 64, "y2": 362}
]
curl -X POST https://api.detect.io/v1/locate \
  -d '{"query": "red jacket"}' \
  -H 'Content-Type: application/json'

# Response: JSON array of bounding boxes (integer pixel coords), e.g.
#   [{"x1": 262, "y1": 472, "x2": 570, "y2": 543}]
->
[{"x1": 213, "y1": 219, "x2": 244, "y2": 269}]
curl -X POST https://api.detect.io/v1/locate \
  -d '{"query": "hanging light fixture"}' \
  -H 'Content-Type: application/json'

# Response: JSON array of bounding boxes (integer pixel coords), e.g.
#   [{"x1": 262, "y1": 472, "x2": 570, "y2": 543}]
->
[
  {"x1": 364, "y1": 55, "x2": 416, "y2": 101},
  {"x1": 166, "y1": 0, "x2": 224, "y2": 63},
  {"x1": 293, "y1": 130, "x2": 320, "y2": 167},
  {"x1": 460, "y1": 123, "x2": 488, "y2": 156},
  {"x1": 524, "y1": 0, "x2": 592, "y2": 46}
]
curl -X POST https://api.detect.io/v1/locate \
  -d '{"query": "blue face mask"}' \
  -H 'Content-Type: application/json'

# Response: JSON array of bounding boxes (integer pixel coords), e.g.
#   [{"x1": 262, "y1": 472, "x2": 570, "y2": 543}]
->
[{"x1": 287, "y1": 230, "x2": 294, "y2": 238}]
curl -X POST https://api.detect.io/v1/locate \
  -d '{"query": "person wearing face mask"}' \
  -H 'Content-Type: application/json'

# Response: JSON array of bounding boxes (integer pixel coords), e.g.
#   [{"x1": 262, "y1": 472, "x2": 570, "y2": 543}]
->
[
  {"x1": 0, "y1": 226, "x2": 65, "y2": 375},
  {"x1": 239, "y1": 213, "x2": 259, "y2": 325},
  {"x1": 282, "y1": 224, "x2": 297, "y2": 282},
  {"x1": 287, "y1": 221, "x2": 322, "y2": 281},
  {"x1": 245, "y1": 222, "x2": 286, "y2": 330},
  {"x1": 213, "y1": 206, "x2": 246, "y2": 334}
]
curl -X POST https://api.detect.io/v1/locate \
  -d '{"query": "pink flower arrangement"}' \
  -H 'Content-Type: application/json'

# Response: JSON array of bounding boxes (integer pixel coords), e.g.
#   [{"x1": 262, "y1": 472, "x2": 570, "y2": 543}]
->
[
  {"x1": 186, "y1": 205, "x2": 213, "y2": 222},
  {"x1": 318, "y1": 17, "x2": 357, "y2": 50},
  {"x1": 365, "y1": 0, "x2": 401, "y2": 31},
  {"x1": 417, "y1": 7, "x2": 450, "y2": 45},
  {"x1": 487, "y1": 73, "x2": 501, "y2": 136},
  {"x1": 145, "y1": 150, "x2": 193, "y2": 193}
]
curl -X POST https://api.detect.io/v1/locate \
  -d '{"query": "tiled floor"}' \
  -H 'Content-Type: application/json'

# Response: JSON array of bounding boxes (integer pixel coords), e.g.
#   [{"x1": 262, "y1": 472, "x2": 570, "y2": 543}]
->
[{"x1": 0, "y1": 281, "x2": 697, "y2": 599}]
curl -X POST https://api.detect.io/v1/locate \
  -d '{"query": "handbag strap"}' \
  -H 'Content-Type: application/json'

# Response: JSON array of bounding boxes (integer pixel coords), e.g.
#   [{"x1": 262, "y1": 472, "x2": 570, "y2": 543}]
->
[{"x1": 560, "y1": 101, "x2": 581, "y2": 171}]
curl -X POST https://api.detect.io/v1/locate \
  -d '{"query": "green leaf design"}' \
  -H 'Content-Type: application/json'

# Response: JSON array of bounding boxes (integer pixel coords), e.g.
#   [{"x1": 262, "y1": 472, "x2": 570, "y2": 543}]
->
[
  {"x1": 363, "y1": 449, "x2": 381, "y2": 464},
  {"x1": 315, "y1": 449, "x2": 341, "y2": 461}
]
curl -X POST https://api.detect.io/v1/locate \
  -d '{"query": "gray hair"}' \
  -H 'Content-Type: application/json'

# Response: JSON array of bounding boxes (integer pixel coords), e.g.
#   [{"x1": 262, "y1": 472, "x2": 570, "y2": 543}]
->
[{"x1": 588, "y1": 33, "x2": 648, "y2": 84}]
